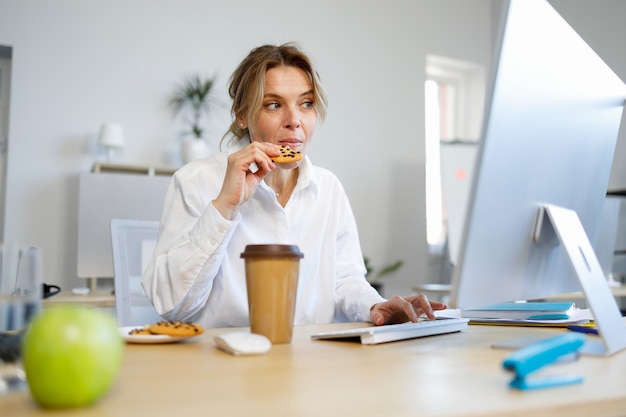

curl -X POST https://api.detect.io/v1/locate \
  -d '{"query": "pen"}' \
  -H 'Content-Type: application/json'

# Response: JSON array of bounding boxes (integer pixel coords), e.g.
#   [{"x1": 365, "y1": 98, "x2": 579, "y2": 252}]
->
[{"x1": 567, "y1": 325, "x2": 598, "y2": 335}]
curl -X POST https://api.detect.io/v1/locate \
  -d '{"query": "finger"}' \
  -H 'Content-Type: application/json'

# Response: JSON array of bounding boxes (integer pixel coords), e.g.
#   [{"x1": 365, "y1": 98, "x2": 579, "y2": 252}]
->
[
  {"x1": 369, "y1": 306, "x2": 386, "y2": 326},
  {"x1": 401, "y1": 298, "x2": 420, "y2": 323},
  {"x1": 244, "y1": 151, "x2": 275, "y2": 176},
  {"x1": 408, "y1": 294, "x2": 435, "y2": 319},
  {"x1": 420, "y1": 295, "x2": 436, "y2": 319},
  {"x1": 253, "y1": 144, "x2": 281, "y2": 172},
  {"x1": 250, "y1": 140, "x2": 281, "y2": 158},
  {"x1": 249, "y1": 159, "x2": 275, "y2": 176},
  {"x1": 430, "y1": 300, "x2": 448, "y2": 310}
]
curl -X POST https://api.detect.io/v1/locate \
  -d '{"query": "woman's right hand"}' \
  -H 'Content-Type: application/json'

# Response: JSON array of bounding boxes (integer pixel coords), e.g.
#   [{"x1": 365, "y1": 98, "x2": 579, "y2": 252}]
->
[{"x1": 212, "y1": 141, "x2": 280, "y2": 220}]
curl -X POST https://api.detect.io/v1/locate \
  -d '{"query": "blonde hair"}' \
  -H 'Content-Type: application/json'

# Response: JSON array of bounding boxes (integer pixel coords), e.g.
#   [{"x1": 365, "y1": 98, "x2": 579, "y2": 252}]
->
[{"x1": 221, "y1": 43, "x2": 328, "y2": 148}]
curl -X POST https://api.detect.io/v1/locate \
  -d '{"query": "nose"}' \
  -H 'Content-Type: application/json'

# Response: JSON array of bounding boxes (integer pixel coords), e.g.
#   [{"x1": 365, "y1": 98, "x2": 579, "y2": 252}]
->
[{"x1": 284, "y1": 107, "x2": 301, "y2": 129}]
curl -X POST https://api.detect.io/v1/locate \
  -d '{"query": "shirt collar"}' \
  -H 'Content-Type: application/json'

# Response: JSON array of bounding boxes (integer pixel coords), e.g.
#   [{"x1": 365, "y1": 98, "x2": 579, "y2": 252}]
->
[{"x1": 295, "y1": 155, "x2": 319, "y2": 198}]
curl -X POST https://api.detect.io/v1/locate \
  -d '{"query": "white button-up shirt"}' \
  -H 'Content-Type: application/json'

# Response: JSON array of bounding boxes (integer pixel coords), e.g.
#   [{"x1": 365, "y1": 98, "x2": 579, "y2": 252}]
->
[{"x1": 141, "y1": 142, "x2": 384, "y2": 328}]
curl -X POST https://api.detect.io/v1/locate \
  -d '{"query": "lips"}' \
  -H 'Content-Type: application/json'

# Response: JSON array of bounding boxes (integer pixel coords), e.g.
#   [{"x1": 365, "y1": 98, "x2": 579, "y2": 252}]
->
[{"x1": 278, "y1": 139, "x2": 303, "y2": 150}]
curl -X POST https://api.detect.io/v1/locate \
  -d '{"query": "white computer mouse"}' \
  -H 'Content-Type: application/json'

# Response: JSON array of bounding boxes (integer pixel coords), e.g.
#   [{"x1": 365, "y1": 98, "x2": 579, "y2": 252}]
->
[{"x1": 214, "y1": 331, "x2": 272, "y2": 356}]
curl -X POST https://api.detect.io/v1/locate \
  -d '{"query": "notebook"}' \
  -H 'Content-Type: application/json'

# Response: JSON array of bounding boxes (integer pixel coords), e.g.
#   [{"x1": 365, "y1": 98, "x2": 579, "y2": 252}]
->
[
  {"x1": 460, "y1": 302, "x2": 576, "y2": 320},
  {"x1": 310, "y1": 317, "x2": 469, "y2": 345}
]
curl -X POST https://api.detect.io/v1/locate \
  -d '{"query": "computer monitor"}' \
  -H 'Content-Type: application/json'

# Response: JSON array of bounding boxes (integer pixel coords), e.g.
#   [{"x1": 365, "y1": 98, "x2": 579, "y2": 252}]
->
[{"x1": 449, "y1": 0, "x2": 626, "y2": 355}]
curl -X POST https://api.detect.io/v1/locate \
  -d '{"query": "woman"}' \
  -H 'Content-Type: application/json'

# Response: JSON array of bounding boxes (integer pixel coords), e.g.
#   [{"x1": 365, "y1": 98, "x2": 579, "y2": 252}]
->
[{"x1": 141, "y1": 43, "x2": 446, "y2": 328}]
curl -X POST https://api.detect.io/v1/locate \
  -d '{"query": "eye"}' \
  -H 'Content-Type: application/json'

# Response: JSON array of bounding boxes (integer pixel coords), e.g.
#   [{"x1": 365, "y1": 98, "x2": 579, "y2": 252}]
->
[
  {"x1": 301, "y1": 99, "x2": 314, "y2": 109},
  {"x1": 265, "y1": 102, "x2": 280, "y2": 110}
]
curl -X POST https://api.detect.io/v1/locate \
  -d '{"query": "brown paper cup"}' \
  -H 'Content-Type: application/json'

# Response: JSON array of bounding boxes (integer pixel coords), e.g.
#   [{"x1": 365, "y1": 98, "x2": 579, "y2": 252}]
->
[{"x1": 240, "y1": 244, "x2": 303, "y2": 344}]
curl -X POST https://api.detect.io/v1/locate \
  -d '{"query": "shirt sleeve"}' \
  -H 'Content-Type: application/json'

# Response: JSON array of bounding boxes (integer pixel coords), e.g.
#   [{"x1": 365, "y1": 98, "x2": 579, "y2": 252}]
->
[
  {"x1": 141, "y1": 161, "x2": 239, "y2": 321},
  {"x1": 332, "y1": 187, "x2": 386, "y2": 322}
]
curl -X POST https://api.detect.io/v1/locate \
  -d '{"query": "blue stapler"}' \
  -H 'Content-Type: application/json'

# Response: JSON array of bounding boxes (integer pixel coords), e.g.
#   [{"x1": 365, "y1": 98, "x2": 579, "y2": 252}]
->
[{"x1": 502, "y1": 333, "x2": 586, "y2": 390}]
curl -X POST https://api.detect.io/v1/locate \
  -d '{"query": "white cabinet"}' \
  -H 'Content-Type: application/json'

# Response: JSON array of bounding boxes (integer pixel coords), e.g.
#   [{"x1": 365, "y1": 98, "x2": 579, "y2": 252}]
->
[{"x1": 77, "y1": 164, "x2": 174, "y2": 289}]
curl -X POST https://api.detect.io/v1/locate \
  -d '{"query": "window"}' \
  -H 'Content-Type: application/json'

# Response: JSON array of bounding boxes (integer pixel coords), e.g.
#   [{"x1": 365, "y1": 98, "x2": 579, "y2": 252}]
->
[
  {"x1": 425, "y1": 79, "x2": 445, "y2": 249},
  {"x1": 425, "y1": 55, "x2": 485, "y2": 253}
]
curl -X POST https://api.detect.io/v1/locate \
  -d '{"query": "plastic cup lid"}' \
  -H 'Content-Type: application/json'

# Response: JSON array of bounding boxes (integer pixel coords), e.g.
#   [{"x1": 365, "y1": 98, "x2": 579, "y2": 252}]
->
[{"x1": 240, "y1": 244, "x2": 304, "y2": 259}]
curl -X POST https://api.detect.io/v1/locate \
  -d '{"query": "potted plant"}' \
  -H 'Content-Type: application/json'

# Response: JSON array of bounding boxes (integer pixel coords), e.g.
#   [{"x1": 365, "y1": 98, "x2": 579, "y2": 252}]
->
[
  {"x1": 168, "y1": 73, "x2": 218, "y2": 163},
  {"x1": 364, "y1": 256, "x2": 404, "y2": 296}
]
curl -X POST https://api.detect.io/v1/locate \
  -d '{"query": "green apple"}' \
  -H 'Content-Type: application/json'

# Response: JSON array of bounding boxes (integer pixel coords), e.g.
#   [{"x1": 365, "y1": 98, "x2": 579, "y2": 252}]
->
[{"x1": 22, "y1": 306, "x2": 124, "y2": 408}]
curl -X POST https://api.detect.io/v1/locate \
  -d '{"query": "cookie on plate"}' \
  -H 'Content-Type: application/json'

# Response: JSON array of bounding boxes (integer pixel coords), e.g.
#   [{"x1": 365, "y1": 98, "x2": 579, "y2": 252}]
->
[
  {"x1": 128, "y1": 326, "x2": 151, "y2": 335},
  {"x1": 148, "y1": 320, "x2": 204, "y2": 337},
  {"x1": 272, "y1": 145, "x2": 302, "y2": 163}
]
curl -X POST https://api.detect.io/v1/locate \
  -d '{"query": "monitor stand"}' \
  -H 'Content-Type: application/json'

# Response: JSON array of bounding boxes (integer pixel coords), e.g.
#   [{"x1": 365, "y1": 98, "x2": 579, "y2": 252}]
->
[{"x1": 534, "y1": 204, "x2": 626, "y2": 356}]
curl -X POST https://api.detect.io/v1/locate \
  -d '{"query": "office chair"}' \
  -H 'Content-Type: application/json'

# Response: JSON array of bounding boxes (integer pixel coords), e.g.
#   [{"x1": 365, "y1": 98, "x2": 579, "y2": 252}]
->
[{"x1": 110, "y1": 218, "x2": 163, "y2": 327}]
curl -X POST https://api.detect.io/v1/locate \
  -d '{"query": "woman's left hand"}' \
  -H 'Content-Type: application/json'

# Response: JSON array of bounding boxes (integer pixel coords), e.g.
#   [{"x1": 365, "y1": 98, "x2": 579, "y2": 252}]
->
[{"x1": 370, "y1": 295, "x2": 447, "y2": 326}]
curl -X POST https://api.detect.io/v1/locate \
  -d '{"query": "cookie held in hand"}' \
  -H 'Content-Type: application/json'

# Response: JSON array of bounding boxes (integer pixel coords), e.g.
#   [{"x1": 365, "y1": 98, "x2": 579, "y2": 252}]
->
[{"x1": 272, "y1": 145, "x2": 302, "y2": 163}]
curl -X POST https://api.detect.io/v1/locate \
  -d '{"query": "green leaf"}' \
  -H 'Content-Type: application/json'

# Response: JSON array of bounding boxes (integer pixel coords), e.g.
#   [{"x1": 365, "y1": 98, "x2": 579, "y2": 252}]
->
[
  {"x1": 168, "y1": 73, "x2": 218, "y2": 139},
  {"x1": 363, "y1": 256, "x2": 403, "y2": 283},
  {"x1": 376, "y1": 260, "x2": 404, "y2": 279}
]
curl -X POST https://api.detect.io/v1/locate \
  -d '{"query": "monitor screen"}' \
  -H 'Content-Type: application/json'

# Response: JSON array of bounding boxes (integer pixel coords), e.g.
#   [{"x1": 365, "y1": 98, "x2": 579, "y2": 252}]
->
[{"x1": 450, "y1": 0, "x2": 626, "y2": 308}]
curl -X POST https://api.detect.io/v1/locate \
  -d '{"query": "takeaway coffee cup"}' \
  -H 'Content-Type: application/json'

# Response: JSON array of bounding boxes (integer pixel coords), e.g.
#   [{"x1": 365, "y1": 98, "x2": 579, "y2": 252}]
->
[{"x1": 240, "y1": 244, "x2": 303, "y2": 344}]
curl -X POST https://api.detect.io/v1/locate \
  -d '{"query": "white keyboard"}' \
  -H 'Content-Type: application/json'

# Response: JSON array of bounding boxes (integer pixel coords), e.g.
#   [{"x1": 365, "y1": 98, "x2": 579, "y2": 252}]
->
[{"x1": 310, "y1": 318, "x2": 469, "y2": 345}]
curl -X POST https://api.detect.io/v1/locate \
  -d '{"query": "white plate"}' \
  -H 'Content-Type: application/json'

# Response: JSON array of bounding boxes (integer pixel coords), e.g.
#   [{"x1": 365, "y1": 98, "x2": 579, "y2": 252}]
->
[{"x1": 118, "y1": 326, "x2": 199, "y2": 344}]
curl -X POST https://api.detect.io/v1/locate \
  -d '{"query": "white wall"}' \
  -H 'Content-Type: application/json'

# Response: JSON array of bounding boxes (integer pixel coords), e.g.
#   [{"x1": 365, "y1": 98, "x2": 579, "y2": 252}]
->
[
  {"x1": 0, "y1": 0, "x2": 493, "y2": 295},
  {"x1": 1, "y1": 0, "x2": 624, "y2": 298}
]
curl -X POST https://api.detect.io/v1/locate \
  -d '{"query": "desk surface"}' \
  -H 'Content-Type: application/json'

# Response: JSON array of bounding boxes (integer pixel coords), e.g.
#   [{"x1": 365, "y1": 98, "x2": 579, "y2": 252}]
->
[{"x1": 5, "y1": 322, "x2": 626, "y2": 417}]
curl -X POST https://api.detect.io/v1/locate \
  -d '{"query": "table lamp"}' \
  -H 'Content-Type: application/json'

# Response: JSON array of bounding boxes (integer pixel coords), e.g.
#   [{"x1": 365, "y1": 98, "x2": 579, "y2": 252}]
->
[{"x1": 97, "y1": 123, "x2": 125, "y2": 162}]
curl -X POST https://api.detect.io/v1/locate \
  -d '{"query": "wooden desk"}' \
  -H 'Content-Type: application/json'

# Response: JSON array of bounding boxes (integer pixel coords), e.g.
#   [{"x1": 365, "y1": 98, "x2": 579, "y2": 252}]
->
[{"x1": 4, "y1": 323, "x2": 626, "y2": 417}]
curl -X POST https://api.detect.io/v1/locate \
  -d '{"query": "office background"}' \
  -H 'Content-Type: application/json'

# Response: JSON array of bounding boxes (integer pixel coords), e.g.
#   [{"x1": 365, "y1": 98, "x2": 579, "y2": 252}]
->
[{"x1": 0, "y1": 0, "x2": 625, "y2": 297}]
